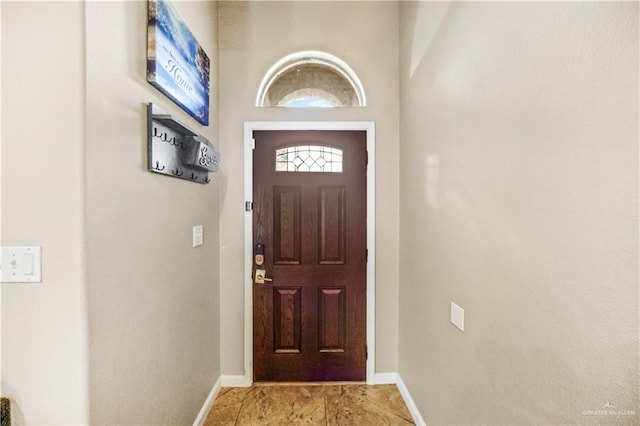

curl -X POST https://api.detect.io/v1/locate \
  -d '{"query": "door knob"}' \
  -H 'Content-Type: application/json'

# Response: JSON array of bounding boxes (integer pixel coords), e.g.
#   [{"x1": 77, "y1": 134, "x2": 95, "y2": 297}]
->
[{"x1": 254, "y1": 269, "x2": 273, "y2": 284}]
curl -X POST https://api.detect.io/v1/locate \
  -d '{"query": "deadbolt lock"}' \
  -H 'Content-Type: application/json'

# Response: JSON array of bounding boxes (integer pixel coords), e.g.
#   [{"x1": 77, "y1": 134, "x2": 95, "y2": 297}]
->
[{"x1": 255, "y1": 243, "x2": 265, "y2": 266}]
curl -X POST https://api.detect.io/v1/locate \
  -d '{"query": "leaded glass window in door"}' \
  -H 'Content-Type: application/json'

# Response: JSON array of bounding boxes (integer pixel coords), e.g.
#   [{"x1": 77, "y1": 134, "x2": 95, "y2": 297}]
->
[{"x1": 275, "y1": 146, "x2": 343, "y2": 173}]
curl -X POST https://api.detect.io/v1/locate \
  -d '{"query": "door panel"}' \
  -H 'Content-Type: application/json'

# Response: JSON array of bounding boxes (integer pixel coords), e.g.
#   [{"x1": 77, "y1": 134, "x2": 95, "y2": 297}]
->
[
  {"x1": 318, "y1": 186, "x2": 346, "y2": 264},
  {"x1": 273, "y1": 186, "x2": 301, "y2": 264},
  {"x1": 318, "y1": 287, "x2": 346, "y2": 352},
  {"x1": 253, "y1": 130, "x2": 367, "y2": 382},
  {"x1": 273, "y1": 287, "x2": 302, "y2": 354}
]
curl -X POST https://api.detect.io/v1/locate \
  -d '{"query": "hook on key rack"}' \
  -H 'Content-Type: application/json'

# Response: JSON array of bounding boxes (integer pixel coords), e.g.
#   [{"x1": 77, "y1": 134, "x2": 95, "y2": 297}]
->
[{"x1": 148, "y1": 103, "x2": 219, "y2": 185}]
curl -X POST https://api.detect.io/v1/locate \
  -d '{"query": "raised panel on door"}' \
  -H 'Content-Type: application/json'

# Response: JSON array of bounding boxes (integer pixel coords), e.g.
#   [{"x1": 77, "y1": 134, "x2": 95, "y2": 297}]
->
[
  {"x1": 273, "y1": 186, "x2": 301, "y2": 265},
  {"x1": 273, "y1": 287, "x2": 302, "y2": 353},
  {"x1": 318, "y1": 186, "x2": 346, "y2": 265},
  {"x1": 318, "y1": 287, "x2": 346, "y2": 353}
]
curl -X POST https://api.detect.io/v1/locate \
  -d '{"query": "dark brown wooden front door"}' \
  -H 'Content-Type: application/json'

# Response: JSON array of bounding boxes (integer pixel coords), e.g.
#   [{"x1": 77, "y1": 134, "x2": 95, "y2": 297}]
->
[{"x1": 253, "y1": 130, "x2": 367, "y2": 382}]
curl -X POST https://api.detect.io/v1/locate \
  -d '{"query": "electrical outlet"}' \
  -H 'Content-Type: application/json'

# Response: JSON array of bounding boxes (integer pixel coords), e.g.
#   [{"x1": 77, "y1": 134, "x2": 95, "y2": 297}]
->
[
  {"x1": 450, "y1": 302, "x2": 464, "y2": 331},
  {"x1": 193, "y1": 225, "x2": 203, "y2": 247}
]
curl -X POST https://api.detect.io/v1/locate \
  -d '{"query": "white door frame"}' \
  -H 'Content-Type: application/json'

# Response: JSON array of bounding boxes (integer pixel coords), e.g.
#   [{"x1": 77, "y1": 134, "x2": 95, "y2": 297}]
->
[{"x1": 243, "y1": 121, "x2": 376, "y2": 384}]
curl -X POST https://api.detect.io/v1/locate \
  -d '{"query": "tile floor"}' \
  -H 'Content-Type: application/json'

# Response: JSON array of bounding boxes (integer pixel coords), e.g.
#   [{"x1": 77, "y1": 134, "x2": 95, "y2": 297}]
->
[{"x1": 203, "y1": 383, "x2": 415, "y2": 425}]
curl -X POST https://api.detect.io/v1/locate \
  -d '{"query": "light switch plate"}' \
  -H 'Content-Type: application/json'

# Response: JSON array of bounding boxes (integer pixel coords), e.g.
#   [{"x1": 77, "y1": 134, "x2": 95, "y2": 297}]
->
[
  {"x1": 450, "y1": 302, "x2": 464, "y2": 331},
  {"x1": 1, "y1": 246, "x2": 42, "y2": 283},
  {"x1": 193, "y1": 225, "x2": 203, "y2": 247}
]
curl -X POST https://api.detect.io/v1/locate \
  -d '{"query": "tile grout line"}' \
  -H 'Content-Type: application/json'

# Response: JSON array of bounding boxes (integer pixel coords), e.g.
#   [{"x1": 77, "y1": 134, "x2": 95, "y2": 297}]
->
[
  {"x1": 362, "y1": 390, "x2": 415, "y2": 424},
  {"x1": 233, "y1": 387, "x2": 252, "y2": 426},
  {"x1": 324, "y1": 393, "x2": 328, "y2": 426}
]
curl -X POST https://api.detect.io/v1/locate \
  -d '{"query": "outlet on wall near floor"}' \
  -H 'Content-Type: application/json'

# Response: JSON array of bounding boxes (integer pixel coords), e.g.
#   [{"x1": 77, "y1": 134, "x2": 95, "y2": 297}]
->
[
  {"x1": 450, "y1": 302, "x2": 464, "y2": 331},
  {"x1": 193, "y1": 225, "x2": 203, "y2": 247}
]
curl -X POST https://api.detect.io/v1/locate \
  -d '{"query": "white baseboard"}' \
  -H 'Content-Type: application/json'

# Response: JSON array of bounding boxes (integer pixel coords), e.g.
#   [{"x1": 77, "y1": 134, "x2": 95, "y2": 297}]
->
[
  {"x1": 193, "y1": 376, "x2": 222, "y2": 426},
  {"x1": 221, "y1": 374, "x2": 252, "y2": 387},
  {"x1": 374, "y1": 372, "x2": 426, "y2": 425},
  {"x1": 374, "y1": 372, "x2": 398, "y2": 384},
  {"x1": 396, "y1": 374, "x2": 426, "y2": 426}
]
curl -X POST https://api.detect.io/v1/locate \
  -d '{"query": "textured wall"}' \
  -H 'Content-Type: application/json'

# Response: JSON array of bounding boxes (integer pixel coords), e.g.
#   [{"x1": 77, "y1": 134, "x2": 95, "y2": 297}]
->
[
  {"x1": 218, "y1": 1, "x2": 400, "y2": 377},
  {"x1": 1, "y1": 2, "x2": 89, "y2": 424},
  {"x1": 398, "y1": 2, "x2": 639, "y2": 424},
  {"x1": 85, "y1": 1, "x2": 220, "y2": 424}
]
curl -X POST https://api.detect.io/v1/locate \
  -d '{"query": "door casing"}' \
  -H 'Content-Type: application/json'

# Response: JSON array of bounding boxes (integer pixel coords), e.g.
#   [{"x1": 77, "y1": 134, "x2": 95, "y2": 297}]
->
[{"x1": 243, "y1": 121, "x2": 376, "y2": 384}]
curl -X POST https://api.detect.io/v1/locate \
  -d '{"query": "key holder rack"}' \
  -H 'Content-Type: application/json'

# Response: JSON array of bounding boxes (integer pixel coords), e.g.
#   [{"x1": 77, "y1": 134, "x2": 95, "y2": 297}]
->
[{"x1": 147, "y1": 103, "x2": 220, "y2": 184}]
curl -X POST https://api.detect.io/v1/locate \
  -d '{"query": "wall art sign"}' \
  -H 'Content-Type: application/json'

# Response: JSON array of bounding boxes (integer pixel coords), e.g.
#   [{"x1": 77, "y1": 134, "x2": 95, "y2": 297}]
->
[{"x1": 147, "y1": 0, "x2": 210, "y2": 126}]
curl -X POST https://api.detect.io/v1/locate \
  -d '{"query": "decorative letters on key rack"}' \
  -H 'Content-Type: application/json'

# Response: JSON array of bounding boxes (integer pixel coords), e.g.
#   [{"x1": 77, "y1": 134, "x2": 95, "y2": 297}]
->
[{"x1": 147, "y1": 103, "x2": 220, "y2": 184}]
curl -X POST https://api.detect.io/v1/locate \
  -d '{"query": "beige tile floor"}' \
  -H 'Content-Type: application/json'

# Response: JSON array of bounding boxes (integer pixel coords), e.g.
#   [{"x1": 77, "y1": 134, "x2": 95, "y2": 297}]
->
[{"x1": 203, "y1": 383, "x2": 415, "y2": 425}]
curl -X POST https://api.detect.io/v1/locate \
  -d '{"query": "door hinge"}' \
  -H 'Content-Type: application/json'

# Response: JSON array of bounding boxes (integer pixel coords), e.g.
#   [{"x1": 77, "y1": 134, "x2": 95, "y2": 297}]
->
[
  {"x1": 366, "y1": 345, "x2": 368, "y2": 360},
  {"x1": 245, "y1": 201, "x2": 253, "y2": 212},
  {"x1": 252, "y1": 138, "x2": 256, "y2": 150},
  {"x1": 366, "y1": 249, "x2": 368, "y2": 263},
  {"x1": 366, "y1": 151, "x2": 368, "y2": 166}
]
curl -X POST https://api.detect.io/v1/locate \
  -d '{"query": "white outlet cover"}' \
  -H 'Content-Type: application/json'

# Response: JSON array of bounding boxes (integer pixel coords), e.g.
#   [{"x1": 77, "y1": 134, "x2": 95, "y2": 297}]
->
[
  {"x1": 450, "y1": 302, "x2": 464, "y2": 331},
  {"x1": 193, "y1": 225, "x2": 204, "y2": 247}
]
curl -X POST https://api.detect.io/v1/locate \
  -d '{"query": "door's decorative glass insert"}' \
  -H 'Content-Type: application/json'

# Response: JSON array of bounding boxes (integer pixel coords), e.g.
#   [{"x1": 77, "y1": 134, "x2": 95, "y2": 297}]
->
[{"x1": 276, "y1": 145, "x2": 343, "y2": 173}]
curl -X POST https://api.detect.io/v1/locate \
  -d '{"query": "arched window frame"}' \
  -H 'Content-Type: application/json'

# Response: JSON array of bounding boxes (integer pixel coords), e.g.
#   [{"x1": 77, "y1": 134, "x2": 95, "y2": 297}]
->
[{"x1": 256, "y1": 51, "x2": 367, "y2": 107}]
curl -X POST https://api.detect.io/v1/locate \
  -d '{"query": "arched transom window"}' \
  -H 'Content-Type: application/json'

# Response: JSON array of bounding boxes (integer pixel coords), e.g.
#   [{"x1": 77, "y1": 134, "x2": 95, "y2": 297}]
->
[{"x1": 256, "y1": 51, "x2": 366, "y2": 108}]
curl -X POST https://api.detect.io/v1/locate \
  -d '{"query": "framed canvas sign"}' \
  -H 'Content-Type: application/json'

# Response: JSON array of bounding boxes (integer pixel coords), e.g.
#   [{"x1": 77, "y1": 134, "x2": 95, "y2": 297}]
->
[{"x1": 147, "y1": 0, "x2": 210, "y2": 126}]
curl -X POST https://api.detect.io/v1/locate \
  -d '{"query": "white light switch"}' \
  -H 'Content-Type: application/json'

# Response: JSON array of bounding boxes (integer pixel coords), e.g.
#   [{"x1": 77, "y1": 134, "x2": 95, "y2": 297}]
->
[
  {"x1": 193, "y1": 225, "x2": 203, "y2": 247},
  {"x1": 1, "y1": 246, "x2": 42, "y2": 283},
  {"x1": 23, "y1": 253, "x2": 34, "y2": 274},
  {"x1": 450, "y1": 302, "x2": 464, "y2": 331}
]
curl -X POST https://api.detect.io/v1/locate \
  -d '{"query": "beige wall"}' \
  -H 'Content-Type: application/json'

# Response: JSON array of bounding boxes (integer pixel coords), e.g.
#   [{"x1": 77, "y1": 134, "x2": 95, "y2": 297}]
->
[
  {"x1": 399, "y1": 2, "x2": 639, "y2": 424},
  {"x1": 85, "y1": 1, "x2": 220, "y2": 424},
  {"x1": 6, "y1": 1, "x2": 636, "y2": 424},
  {"x1": 218, "y1": 1, "x2": 400, "y2": 376},
  {"x1": 1, "y1": 2, "x2": 89, "y2": 424}
]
